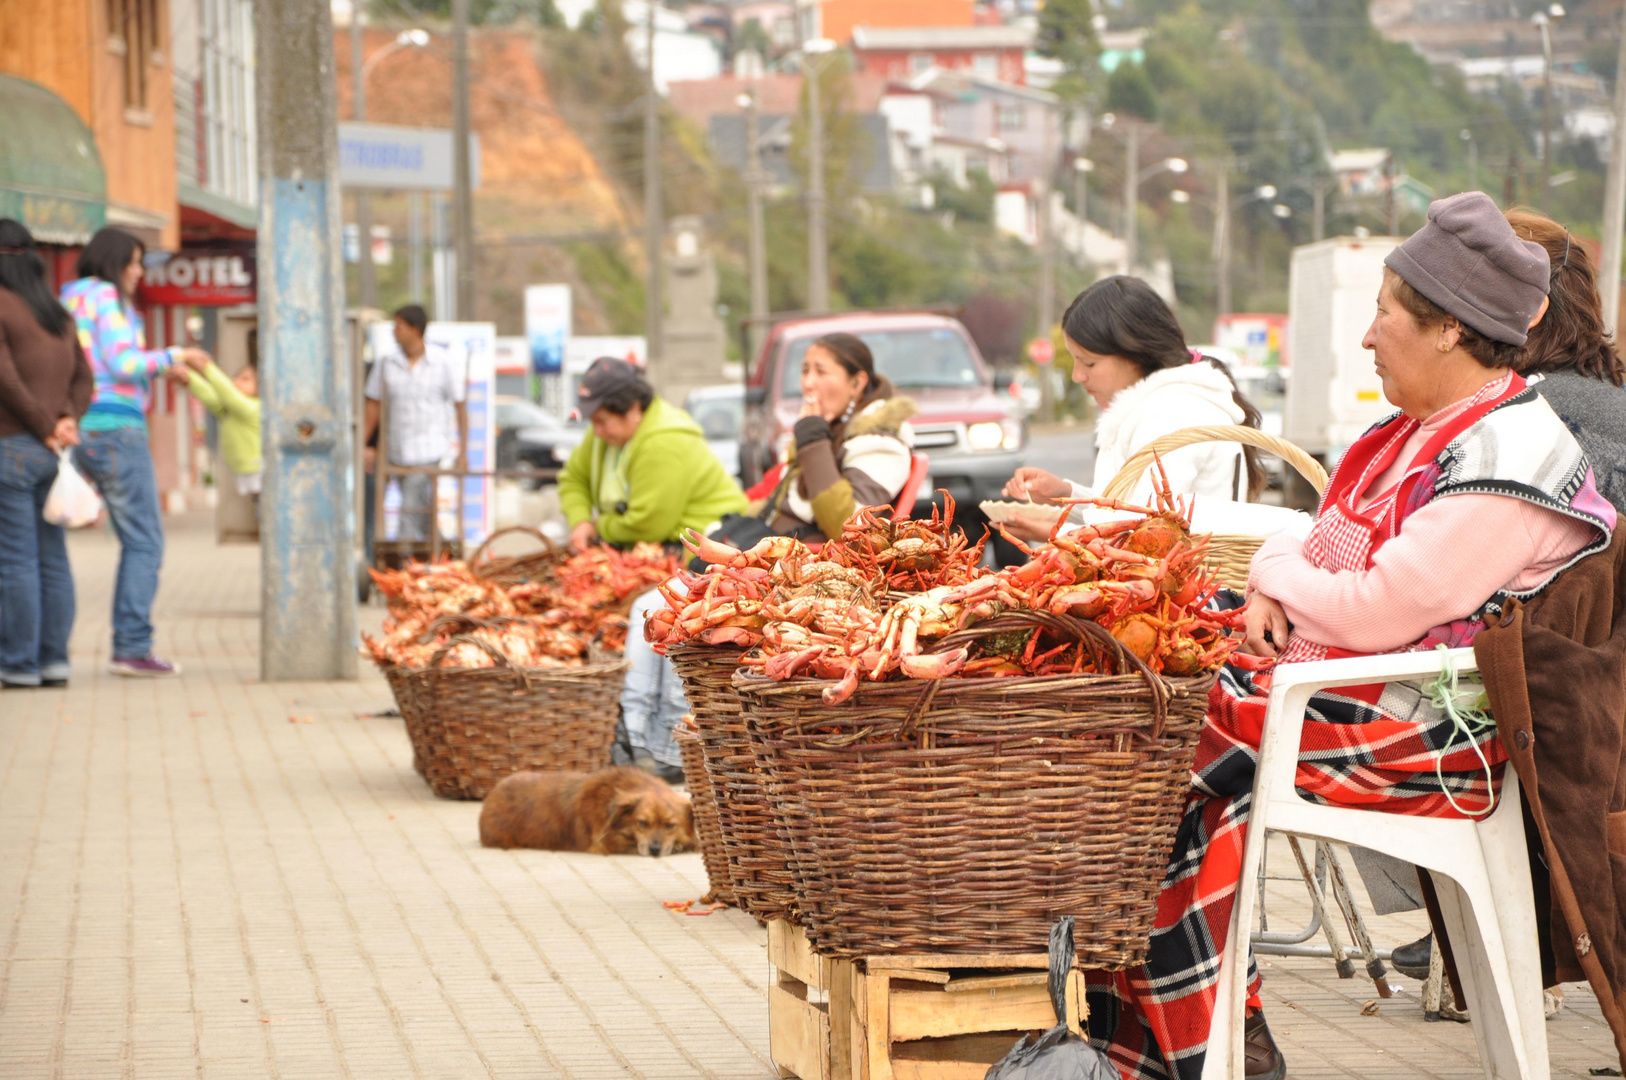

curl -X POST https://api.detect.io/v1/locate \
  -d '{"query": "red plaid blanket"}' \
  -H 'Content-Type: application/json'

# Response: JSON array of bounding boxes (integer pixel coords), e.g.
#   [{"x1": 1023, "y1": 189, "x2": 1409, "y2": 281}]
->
[{"x1": 1083, "y1": 662, "x2": 1507, "y2": 1080}]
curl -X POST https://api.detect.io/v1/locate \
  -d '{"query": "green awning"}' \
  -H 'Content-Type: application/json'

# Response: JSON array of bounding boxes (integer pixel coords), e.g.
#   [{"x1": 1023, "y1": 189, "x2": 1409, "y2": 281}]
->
[{"x1": 0, "y1": 75, "x2": 107, "y2": 245}]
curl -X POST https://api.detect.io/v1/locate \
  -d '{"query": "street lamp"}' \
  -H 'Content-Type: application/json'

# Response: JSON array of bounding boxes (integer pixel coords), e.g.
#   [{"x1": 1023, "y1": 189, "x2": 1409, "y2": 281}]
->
[
  {"x1": 1214, "y1": 179, "x2": 1284, "y2": 317},
  {"x1": 351, "y1": 25, "x2": 431, "y2": 308},
  {"x1": 799, "y1": 38, "x2": 839, "y2": 313},
  {"x1": 1124, "y1": 155, "x2": 1187, "y2": 274},
  {"x1": 1532, "y1": 3, "x2": 1565, "y2": 207},
  {"x1": 1460, "y1": 128, "x2": 1478, "y2": 191}
]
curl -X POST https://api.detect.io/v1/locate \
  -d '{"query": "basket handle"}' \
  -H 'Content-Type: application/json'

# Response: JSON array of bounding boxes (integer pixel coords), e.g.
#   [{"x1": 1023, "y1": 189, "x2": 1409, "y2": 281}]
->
[
  {"x1": 427, "y1": 634, "x2": 532, "y2": 686},
  {"x1": 928, "y1": 609, "x2": 1172, "y2": 736},
  {"x1": 1102, "y1": 425, "x2": 1328, "y2": 504},
  {"x1": 469, "y1": 525, "x2": 557, "y2": 578}
]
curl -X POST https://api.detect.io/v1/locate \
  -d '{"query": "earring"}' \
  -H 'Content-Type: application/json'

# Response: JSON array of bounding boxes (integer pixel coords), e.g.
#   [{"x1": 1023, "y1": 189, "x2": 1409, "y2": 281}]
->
[
  {"x1": 840, "y1": 399, "x2": 857, "y2": 422},
  {"x1": 1438, "y1": 340, "x2": 1450, "y2": 353}
]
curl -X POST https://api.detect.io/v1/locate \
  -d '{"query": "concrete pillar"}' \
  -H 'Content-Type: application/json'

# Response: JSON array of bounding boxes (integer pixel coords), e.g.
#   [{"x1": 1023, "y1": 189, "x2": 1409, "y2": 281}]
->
[{"x1": 255, "y1": 0, "x2": 358, "y2": 680}]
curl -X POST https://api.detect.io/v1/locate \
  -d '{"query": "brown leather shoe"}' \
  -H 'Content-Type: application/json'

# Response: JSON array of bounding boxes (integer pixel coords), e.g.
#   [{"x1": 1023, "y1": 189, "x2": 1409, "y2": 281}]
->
[{"x1": 1243, "y1": 1010, "x2": 1287, "y2": 1079}]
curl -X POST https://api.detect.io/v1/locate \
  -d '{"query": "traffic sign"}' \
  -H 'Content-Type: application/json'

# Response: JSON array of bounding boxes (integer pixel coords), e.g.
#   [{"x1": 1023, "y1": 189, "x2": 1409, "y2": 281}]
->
[{"x1": 1027, "y1": 337, "x2": 1055, "y2": 365}]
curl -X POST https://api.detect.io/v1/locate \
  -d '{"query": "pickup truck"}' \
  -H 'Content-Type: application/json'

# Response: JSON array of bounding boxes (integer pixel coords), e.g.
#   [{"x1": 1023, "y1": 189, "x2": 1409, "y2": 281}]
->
[{"x1": 741, "y1": 310, "x2": 1026, "y2": 537}]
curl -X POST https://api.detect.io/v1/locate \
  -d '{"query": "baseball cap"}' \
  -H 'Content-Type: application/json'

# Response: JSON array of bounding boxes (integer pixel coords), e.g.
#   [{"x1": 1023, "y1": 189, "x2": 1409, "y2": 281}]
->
[{"x1": 575, "y1": 357, "x2": 641, "y2": 418}]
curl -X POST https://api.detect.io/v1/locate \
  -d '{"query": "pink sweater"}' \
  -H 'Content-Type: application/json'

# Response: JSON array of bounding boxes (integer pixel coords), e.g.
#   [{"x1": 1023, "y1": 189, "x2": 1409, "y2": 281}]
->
[{"x1": 1250, "y1": 381, "x2": 1600, "y2": 654}]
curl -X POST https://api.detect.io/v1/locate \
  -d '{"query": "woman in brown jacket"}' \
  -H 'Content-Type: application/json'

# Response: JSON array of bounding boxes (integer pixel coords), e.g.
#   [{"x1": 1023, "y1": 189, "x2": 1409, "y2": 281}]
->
[{"x1": 0, "y1": 219, "x2": 93, "y2": 688}]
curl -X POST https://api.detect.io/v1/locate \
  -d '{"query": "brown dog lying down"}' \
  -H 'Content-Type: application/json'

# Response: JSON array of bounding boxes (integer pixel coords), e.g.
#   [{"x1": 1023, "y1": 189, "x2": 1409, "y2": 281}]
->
[{"x1": 479, "y1": 767, "x2": 696, "y2": 856}]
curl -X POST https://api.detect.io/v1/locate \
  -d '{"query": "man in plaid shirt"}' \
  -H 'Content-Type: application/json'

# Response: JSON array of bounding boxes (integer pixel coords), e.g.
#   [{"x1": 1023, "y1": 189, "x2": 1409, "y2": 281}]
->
[{"x1": 363, "y1": 305, "x2": 467, "y2": 543}]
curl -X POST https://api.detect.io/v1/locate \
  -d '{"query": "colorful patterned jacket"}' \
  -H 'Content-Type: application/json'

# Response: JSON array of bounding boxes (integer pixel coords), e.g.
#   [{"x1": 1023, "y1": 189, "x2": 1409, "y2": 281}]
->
[{"x1": 59, "y1": 277, "x2": 175, "y2": 428}]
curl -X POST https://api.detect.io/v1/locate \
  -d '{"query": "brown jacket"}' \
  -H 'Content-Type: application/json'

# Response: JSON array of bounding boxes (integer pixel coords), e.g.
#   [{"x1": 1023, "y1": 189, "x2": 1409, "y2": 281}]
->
[
  {"x1": 0, "y1": 287, "x2": 92, "y2": 442},
  {"x1": 1475, "y1": 528, "x2": 1626, "y2": 1068}
]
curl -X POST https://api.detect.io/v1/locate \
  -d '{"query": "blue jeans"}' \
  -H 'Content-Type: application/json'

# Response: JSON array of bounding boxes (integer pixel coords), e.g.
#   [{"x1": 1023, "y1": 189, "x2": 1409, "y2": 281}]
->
[
  {"x1": 0, "y1": 435, "x2": 74, "y2": 683},
  {"x1": 74, "y1": 428, "x2": 164, "y2": 658},
  {"x1": 621, "y1": 583, "x2": 691, "y2": 767}
]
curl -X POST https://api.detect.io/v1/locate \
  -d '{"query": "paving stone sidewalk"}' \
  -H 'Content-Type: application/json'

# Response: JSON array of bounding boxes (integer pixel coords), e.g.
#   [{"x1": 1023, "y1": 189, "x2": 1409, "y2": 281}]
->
[{"x1": 1, "y1": 513, "x2": 1619, "y2": 1078}]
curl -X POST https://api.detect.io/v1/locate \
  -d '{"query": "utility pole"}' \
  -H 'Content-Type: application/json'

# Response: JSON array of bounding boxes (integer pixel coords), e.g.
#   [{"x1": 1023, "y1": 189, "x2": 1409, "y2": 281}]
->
[
  {"x1": 1600, "y1": 3, "x2": 1626, "y2": 336},
  {"x1": 452, "y1": 0, "x2": 475, "y2": 319},
  {"x1": 350, "y1": 13, "x2": 375, "y2": 309},
  {"x1": 1535, "y1": 8, "x2": 1559, "y2": 208},
  {"x1": 1311, "y1": 178, "x2": 1327, "y2": 243},
  {"x1": 1035, "y1": 111, "x2": 1056, "y2": 421},
  {"x1": 1461, "y1": 129, "x2": 1479, "y2": 193},
  {"x1": 1384, "y1": 152, "x2": 1399, "y2": 234},
  {"x1": 1214, "y1": 158, "x2": 1231, "y2": 317},
  {"x1": 741, "y1": 91, "x2": 769, "y2": 360},
  {"x1": 256, "y1": 0, "x2": 357, "y2": 680},
  {"x1": 407, "y1": 191, "x2": 423, "y2": 301},
  {"x1": 1122, "y1": 120, "x2": 1139, "y2": 274},
  {"x1": 643, "y1": 2, "x2": 664, "y2": 365},
  {"x1": 805, "y1": 53, "x2": 830, "y2": 313}
]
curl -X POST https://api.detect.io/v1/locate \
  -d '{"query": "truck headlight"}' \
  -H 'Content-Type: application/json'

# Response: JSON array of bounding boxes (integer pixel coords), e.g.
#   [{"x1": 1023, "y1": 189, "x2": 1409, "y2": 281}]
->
[{"x1": 967, "y1": 421, "x2": 1005, "y2": 451}]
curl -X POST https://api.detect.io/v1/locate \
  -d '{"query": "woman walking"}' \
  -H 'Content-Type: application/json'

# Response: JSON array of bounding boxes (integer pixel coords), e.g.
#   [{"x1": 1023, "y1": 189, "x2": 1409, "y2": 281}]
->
[
  {"x1": 60, "y1": 227, "x2": 210, "y2": 677},
  {"x1": 0, "y1": 220, "x2": 93, "y2": 689}
]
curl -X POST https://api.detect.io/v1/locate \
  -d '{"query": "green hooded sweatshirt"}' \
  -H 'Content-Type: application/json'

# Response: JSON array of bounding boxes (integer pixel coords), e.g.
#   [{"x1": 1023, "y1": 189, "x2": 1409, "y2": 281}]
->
[
  {"x1": 558, "y1": 396, "x2": 746, "y2": 546},
  {"x1": 184, "y1": 362, "x2": 261, "y2": 477}
]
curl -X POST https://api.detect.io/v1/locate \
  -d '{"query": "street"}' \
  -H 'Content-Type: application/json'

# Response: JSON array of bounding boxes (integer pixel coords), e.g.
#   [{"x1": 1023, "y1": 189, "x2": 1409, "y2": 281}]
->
[{"x1": 0, "y1": 514, "x2": 1619, "y2": 1078}]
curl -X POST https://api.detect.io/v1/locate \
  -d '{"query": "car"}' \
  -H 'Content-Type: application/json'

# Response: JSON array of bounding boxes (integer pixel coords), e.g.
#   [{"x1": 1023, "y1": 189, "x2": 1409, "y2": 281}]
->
[
  {"x1": 494, "y1": 396, "x2": 585, "y2": 487},
  {"x1": 683, "y1": 384, "x2": 745, "y2": 481},
  {"x1": 741, "y1": 311, "x2": 1026, "y2": 557}
]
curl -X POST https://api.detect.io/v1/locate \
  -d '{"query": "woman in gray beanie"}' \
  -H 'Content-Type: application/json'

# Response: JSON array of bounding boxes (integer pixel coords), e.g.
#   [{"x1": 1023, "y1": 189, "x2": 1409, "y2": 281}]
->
[{"x1": 1084, "y1": 193, "x2": 1617, "y2": 1080}]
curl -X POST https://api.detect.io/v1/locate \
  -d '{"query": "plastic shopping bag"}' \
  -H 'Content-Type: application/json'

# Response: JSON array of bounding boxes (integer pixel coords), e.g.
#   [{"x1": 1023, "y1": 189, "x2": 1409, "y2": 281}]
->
[
  {"x1": 984, "y1": 917, "x2": 1117, "y2": 1080},
  {"x1": 42, "y1": 449, "x2": 103, "y2": 528}
]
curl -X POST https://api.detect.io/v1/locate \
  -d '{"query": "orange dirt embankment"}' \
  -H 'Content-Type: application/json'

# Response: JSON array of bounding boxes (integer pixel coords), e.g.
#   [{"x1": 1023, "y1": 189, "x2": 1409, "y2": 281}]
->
[{"x1": 336, "y1": 27, "x2": 629, "y2": 236}]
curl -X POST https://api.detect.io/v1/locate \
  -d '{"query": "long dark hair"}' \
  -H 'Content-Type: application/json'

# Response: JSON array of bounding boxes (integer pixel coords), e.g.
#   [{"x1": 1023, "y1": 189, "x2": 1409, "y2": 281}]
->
[
  {"x1": 0, "y1": 219, "x2": 72, "y2": 337},
  {"x1": 1061, "y1": 276, "x2": 1266, "y2": 500},
  {"x1": 1505, "y1": 207, "x2": 1626, "y2": 387},
  {"x1": 75, "y1": 226, "x2": 144, "y2": 303}
]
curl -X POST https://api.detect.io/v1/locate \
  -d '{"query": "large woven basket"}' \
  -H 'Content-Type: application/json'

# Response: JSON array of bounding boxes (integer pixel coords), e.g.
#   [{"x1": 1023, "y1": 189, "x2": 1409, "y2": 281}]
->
[
  {"x1": 733, "y1": 621, "x2": 1213, "y2": 967},
  {"x1": 1102, "y1": 424, "x2": 1328, "y2": 591},
  {"x1": 675, "y1": 725, "x2": 734, "y2": 905},
  {"x1": 668, "y1": 644, "x2": 800, "y2": 921},
  {"x1": 381, "y1": 664, "x2": 428, "y2": 777},
  {"x1": 397, "y1": 637, "x2": 626, "y2": 799}
]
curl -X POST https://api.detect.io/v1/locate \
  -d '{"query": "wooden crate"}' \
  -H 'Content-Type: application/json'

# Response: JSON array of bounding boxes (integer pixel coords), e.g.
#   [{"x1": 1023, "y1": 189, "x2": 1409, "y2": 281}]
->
[{"x1": 766, "y1": 922, "x2": 1086, "y2": 1080}]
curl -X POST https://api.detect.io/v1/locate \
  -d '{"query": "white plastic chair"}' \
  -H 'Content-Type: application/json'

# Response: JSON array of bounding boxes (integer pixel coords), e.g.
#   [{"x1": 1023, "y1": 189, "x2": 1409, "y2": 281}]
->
[{"x1": 1202, "y1": 649, "x2": 1548, "y2": 1080}]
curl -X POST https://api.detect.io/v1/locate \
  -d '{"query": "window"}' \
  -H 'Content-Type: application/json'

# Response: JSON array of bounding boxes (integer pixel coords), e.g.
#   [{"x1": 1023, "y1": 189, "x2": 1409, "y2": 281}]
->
[
  {"x1": 997, "y1": 104, "x2": 1026, "y2": 131},
  {"x1": 908, "y1": 51, "x2": 934, "y2": 76},
  {"x1": 781, "y1": 329, "x2": 983, "y2": 396},
  {"x1": 109, "y1": 0, "x2": 163, "y2": 111},
  {"x1": 971, "y1": 52, "x2": 998, "y2": 79}
]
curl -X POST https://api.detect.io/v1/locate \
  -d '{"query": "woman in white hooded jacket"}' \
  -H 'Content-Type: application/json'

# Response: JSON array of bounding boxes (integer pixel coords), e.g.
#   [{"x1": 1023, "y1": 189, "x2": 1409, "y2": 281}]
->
[{"x1": 1005, "y1": 276, "x2": 1265, "y2": 533}]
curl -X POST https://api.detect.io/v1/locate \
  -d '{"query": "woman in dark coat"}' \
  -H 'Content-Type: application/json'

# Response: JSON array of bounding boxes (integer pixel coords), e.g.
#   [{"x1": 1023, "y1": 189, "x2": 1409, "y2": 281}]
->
[{"x1": 0, "y1": 219, "x2": 93, "y2": 688}]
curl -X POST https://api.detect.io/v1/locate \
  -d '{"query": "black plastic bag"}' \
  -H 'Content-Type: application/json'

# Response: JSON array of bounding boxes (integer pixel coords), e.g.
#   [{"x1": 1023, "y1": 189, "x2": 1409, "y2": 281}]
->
[{"x1": 983, "y1": 917, "x2": 1118, "y2": 1080}]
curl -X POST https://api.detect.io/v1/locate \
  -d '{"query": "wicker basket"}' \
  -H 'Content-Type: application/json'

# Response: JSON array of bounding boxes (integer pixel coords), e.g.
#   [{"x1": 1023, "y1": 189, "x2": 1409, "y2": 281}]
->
[
  {"x1": 1102, "y1": 424, "x2": 1329, "y2": 591},
  {"x1": 675, "y1": 725, "x2": 734, "y2": 905},
  {"x1": 668, "y1": 644, "x2": 800, "y2": 921},
  {"x1": 467, "y1": 525, "x2": 571, "y2": 586},
  {"x1": 398, "y1": 637, "x2": 626, "y2": 799},
  {"x1": 381, "y1": 664, "x2": 428, "y2": 777},
  {"x1": 733, "y1": 616, "x2": 1213, "y2": 967}
]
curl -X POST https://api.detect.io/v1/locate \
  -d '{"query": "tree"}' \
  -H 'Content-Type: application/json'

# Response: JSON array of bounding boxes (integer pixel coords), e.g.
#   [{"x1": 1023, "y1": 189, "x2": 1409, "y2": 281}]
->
[
  {"x1": 1105, "y1": 61, "x2": 1157, "y2": 122},
  {"x1": 1036, "y1": 0, "x2": 1101, "y2": 83}
]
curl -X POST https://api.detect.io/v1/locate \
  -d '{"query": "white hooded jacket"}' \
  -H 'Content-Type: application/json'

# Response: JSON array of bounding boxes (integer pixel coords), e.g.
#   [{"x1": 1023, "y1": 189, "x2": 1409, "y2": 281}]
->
[{"x1": 1069, "y1": 361, "x2": 1249, "y2": 507}]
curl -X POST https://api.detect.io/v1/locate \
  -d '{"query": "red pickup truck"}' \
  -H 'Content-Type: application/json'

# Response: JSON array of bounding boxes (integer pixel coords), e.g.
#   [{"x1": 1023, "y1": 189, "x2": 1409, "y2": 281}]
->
[{"x1": 741, "y1": 310, "x2": 1026, "y2": 529}]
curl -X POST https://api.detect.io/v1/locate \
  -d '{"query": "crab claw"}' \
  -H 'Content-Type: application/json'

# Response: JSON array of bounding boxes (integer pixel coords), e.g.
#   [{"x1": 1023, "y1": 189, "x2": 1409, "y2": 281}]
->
[
  {"x1": 821, "y1": 663, "x2": 861, "y2": 705},
  {"x1": 682, "y1": 529, "x2": 746, "y2": 567},
  {"x1": 899, "y1": 648, "x2": 968, "y2": 679}
]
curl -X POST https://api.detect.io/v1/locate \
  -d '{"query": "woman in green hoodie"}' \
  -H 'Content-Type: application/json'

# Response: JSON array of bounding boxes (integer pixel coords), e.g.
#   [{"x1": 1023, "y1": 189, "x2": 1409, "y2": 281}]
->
[{"x1": 558, "y1": 357, "x2": 745, "y2": 550}]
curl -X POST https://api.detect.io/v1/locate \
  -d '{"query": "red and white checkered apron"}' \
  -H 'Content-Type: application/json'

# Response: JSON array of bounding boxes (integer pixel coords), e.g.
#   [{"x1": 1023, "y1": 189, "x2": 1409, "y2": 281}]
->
[{"x1": 1277, "y1": 421, "x2": 1415, "y2": 663}]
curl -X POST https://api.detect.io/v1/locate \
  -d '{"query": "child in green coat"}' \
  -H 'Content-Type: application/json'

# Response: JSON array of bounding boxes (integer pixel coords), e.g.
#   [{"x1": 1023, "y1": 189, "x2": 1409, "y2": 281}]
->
[{"x1": 166, "y1": 350, "x2": 261, "y2": 495}]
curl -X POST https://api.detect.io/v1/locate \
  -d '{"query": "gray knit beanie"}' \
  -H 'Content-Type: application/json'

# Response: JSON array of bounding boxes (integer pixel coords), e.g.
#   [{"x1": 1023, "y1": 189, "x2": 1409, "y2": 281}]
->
[{"x1": 1383, "y1": 191, "x2": 1550, "y2": 346}]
